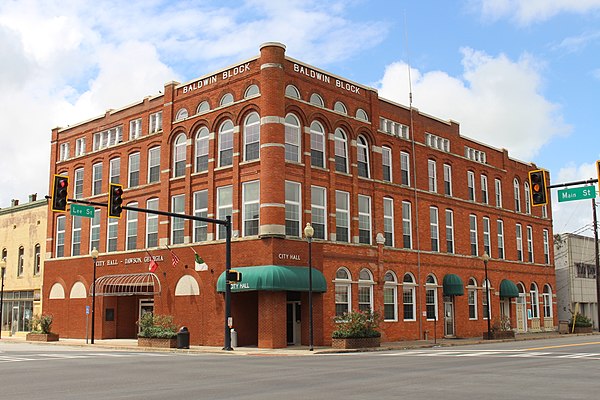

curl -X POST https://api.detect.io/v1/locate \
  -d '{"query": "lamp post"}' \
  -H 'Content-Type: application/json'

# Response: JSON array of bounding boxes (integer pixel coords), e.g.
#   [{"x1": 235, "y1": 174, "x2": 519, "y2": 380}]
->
[
  {"x1": 0, "y1": 258, "x2": 6, "y2": 340},
  {"x1": 304, "y1": 223, "x2": 314, "y2": 351},
  {"x1": 90, "y1": 247, "x2": 99, "y2": 344},
  {"x1": 482, "y1": 251, "x2": 491, "y2": 340}
]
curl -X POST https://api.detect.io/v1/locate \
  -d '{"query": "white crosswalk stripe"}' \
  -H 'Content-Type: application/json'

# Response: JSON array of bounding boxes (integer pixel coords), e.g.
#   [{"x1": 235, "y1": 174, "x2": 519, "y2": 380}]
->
[
  {"x1": 0, "y1": 351, "x2": 174, "y2": 363},
  {"x1": 377, "y1": 349, "x2": 600, "y2": 360}
]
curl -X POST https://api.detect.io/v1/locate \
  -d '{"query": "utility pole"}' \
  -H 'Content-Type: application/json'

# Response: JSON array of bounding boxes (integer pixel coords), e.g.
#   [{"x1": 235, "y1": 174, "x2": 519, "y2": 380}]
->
[{"x1": 593, "y1": 198, "x2": 600, "y2": 332}]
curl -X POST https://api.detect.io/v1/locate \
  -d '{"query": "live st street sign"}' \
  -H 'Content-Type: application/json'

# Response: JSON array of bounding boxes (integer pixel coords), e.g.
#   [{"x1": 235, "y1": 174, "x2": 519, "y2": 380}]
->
[{"x1": 557, "y1": 186, "x2": 596, "y2": 203}]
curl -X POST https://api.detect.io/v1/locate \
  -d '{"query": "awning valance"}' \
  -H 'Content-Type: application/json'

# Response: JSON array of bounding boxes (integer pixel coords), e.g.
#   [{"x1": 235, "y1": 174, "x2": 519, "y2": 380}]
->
[
  {"x1": 216, "y1": 265, "x2": 327, "y2": 293},
  {"x1": 499, "y1": 279, "x2": 519, "y2": 298},
  {"x1": 443, "y1": 274, "x2": 464, "y2": 296},
  {"x1": 91, "y1": 273, "x2": 161, "y2": 297}
]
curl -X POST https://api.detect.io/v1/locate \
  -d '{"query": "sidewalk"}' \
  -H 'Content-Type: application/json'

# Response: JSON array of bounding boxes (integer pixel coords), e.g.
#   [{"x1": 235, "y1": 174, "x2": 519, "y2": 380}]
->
[{"x1": 0, "y1": 331, "x2": 594, "y2": 356}]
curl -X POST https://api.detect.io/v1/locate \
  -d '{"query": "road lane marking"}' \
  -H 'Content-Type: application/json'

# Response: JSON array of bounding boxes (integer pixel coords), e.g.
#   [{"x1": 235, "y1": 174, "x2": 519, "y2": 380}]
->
[{"x1": 525, "y1": 341, "x2": 600, "y2": 351}]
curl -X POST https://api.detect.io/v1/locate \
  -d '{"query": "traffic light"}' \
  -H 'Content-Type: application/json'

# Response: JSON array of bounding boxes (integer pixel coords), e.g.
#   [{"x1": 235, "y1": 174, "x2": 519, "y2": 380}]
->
[
  {"x1": 108, "y1": 183, "x2": 123, "y2": 218},
  {"x1": 226, "y1": 270, "x2": 242, "y2": 283},
  {"x1": 528, "y1": 169, "x2": 548, "y2": 206},
  {"x1": 51, "y1": 174, "x2": 69, "y2": 212}
]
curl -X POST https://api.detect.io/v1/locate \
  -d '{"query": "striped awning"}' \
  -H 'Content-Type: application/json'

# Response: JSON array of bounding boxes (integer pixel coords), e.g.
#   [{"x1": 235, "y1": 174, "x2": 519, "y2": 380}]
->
[{"x1": 91, "y1": 273, "x2": 161, "y2": 297}]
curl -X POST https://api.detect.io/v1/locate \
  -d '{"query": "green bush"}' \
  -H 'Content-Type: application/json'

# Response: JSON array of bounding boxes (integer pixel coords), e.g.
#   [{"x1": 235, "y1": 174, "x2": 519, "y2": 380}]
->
[
  {"x1": 31, "y1": 314, "x2": 54, "y2": 334},
  {"x1": 332, "y1": 310, "x2": 381, "y2": 339},
  {"x1": 137, "y1": 313, "x2": 178, "y2": 339},
  {"x1": 570, "y1": 314, "x2": 592, "y2": 328}
]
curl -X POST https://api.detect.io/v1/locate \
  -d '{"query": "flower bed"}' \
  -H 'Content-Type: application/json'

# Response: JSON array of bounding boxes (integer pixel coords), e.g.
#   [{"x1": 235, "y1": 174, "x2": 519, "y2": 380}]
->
[
  {"x1": 137, "y1": 337, "x2": 177, "y2": 348},
  {"x1": 332, "y1": 336, "x2": 380, "y2": 349},
  {"x1": 26, "y1": 333, "x2": 59, "y2": 342}
]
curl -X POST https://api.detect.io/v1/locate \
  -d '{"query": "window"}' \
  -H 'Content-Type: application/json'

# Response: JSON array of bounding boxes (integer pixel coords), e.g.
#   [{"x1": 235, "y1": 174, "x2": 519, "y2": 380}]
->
[
  {"x1": 430, "y1": 207, "x2": 439, "y2": 252},
  {"x1": 220, "y1": 93, "x2": 234, "y2": 106},
  {"x1": 285, "y1": 85, "x2": 300, "y2": 99},
  {"x1": 358, "y1": 195, "x2": 372, "y2": 244},
  {"x1": 109, "y1": 158, "x2": 120, "y2": 184},
  {"x1": 149, "y1": 111, "x2": 162, "y2": 134},
  {"x1": 56, "y1": 215, "x2": 65, "y2": 257},
  {"x1": 514, "y1": 179, "x2": 521, "y2": 212},
  {"x1": 467, "y1": 171, "x2": 475, "y2": 201},
  {"x1": 75, "y1": 138, "x2": 86, "y2": 156},
  {"x1": 465, "y1": 146, "x2": 487, "y2": 163},
  {"x1": 516, "y1": 224, "x2": 523, "y2": 261},
  {"x1": 244, "y1": 84, "x2": 259, "y2": 98},
  {"x1": 218, "y1": 120, "x2": 234, "y2": 167},
  {"x1": 311, "y1": 186, "x2": 326, "y2": 240},
  {"x1": 380, "y1": 117, "x2": 409, "y2": 138},
  {"x1": 242, "y1": 181, "x2": 260, "y2": 236},
  {"x1": 334, "y1": 101, "x2": 347, "y2": 114},
  {"x1": 445, "y1": 209, "x2": 455, "y2": 253},
  {"x1": 482, "y1": 217, "x2": 491, "y2": 256},
  {"x1": 524, "y1": 181, "x2": 532, "y2": 214},
  {"x1": 543, "y1": 285, "x2": 553, "y2": 319},
  {"x1": 173, "y1": 133, "x2": 187, "y2": 177},
  {"x1": 285, "y1": 181, "x2": 301, "y2": 237},
  {"x1": 470, "y1": 214, "x2": 478, "y2": 256},
  {"x1": 482, "y1": 279, "x2": 491, "y2": 320},
  {"x1": 171, "y1": 194, "x2": 185, "y2": 245},
  {"x1": 481, "y1": 175, "x2": 488, "y2": 204},
  {"x1": 400, "y1": 152, "x2": 410, "y2": 186},
  {"x1": 356, "y1": 109, "x2": 369, "y2": 121},
  {"x1": 71, "y1": 216, "x2": 81, "y2": 256},
  {"x1": 107, "y1": 218, "x2": 118, "y2": 252},
  {"x1": 542, "y1": 205, "x2": 548, "y2": 219},
  {"x1": 334, "y1": 128, "x2": 348, "y2": 173},
  {"x1": 148, "y1": 147, "x2": 160, "y2": 184},
  {"x1": 402, "y1": 201, "x2": 412, "y2": 249},
  {"x1": 17, "y1": 246, "x2": 24, "y2": 277},
  {"x1": 334, "y1": 268, "x2": 351, "y2": 316},
  {"x1": 284, "y1": 114, "x2": 301, "y2": 162},
  {"x1": 217, "y1": 186, "x2": 233, "y2": 240},
  {"x1": 357, "y1": 135, "x2": 370, "y2": 178},
  {"x1": 403, "y1": 273, "x2": 416, "y2": 321},
  {"x1": 335, "y1": 190, "x2": 350, "y2": 243},
  {"x1": 126, "y1": 203, "x2": 138, "y2": 251},
  {"x1": 93, "y1": 126, "x2": 123, "y2": 150},
  {"x1": 358, "y1": 269, "x2": 374, "y2": 312},
  {"x1": 194, "y1": 127, "x2": 209, "y2": 173},
  {"x1": 243, "y1": 112, "x2": 260, "y2": 161},
  {"x1": 443, "y1": 164, "x2": 452, "y2": 195},
  {"x1": 310, "y1": 122, "x2": 326, "y2": 168},
  {"x1": 383, "y1": 272, "x2": 398, "y2": 321},
  {"x1": 92, "y1": 163, "x2": 102, "y2": 196},
  {"x1": 495, "y1": 179, "x2": 502, "y2": 207},
  {"x1": 197, "y1": 101, "x2": 210, "y2": 114},
  {"x1": 527, "y1": 226, "x2": 534, "y2": 262},
  {"x1": 59, "y1": 143, "x2": 70, "y2": 161},
  {"x1": 74, "y1": 168, "x2": 84, "y2": 199},
  {"x1": 425, "y1": 133, "x2": 450, "y2": 152},
  {"x1": 34, "y1": 244, "x2": 41, "y2": 275},
  {"x1": 309, "y1": 93, "x2": 324, "y2": 107},
  {"x1": 543, "y1": 229, "x2": 550, "y2": 264},
  {"x1": 530, "y1": 283, "x2": 540, "y2": 319},
  {"x1": 382, "y1": 146, "x2": 392, "y2": 182},
  {"x1": 90, "y1": 209, "x2": 101, "y2": 252},
  {"x1": 128, "y1": 152, "x2": 140, "y2": 187},
  {"x1": 175, "y1": 108, "x2": 188, "y2": 121},
  {"x1": 428, "y1": 160, "x2": 437, "y2": 192},
  {"x1": 146, "y1": 198, "x2": 159, "y2": 248},
  {"x1": 193, "y1": 190, "x2": 208, "y2": 242},
  {"x1": 497, "y1": 220, "x2": 505, "y2": 259},
  {"x1": 130, "y1": 118, "x2": 142, "y2": 140},
  {"x1": 383, "y1": 197, "x2": 394, "y2": 246},
  {"x1": 468, "y1": 278, "x2": 478, "y2": 319},
  {"x1": 425, "y1": 275, "x2": 438, "y2": 320}
]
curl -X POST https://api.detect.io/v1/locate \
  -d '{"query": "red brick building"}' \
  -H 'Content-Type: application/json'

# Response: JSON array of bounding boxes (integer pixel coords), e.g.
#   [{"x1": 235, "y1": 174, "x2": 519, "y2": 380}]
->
[{"x1": 44, "y1": 42, "x2": 556, "y2": 348}]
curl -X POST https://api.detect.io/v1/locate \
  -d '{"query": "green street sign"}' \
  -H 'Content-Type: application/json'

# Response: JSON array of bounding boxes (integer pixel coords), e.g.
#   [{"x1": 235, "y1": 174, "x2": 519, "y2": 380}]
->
[
  {"x1": 557, "y1": 186, "x2": 596, "y2": 203},
  {"x1": 70, "y1": 203, "x2": 95, "y2": 218}
]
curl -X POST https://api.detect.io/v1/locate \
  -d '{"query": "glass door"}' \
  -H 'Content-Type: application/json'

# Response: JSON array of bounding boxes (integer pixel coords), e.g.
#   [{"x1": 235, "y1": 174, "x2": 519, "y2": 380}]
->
[
  {"x1": 443, "y1": 296, "x2": 455, "y2": 337},
  {"x1": 286, "y1": 301, "x2": 301, "y2": 345},
  {"x1": 138, "y1": 299, "x2": 154, "y2": 334}
]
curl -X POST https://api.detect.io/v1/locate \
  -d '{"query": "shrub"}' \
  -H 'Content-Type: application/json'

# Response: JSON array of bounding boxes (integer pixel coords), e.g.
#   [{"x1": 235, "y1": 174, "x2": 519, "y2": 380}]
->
[
  {"x1": 332, "y1": 310, "x2": 381, "y2": 339},
  {"x1": 570, "y1": 314, "x2": 592, "y2": 328},
  {"x1": 137, "y1": 313, "x2": 178, "y2": 339},
  {"x1": 31, "y1": 314, "x2": 54, "y2": 334}
]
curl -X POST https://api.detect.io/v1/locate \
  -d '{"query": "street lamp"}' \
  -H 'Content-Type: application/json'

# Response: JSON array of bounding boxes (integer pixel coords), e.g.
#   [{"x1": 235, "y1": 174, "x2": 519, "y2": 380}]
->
[
  {"x1": 0, "y1": 258, "x2": 6, "y2": 340},
  {"x1": 482, "y1": 251, "x2": 491, "y2": 340},
  {"x1": 90, "y1": 247, "x2": 99, "y2": 344},
  {"x1": 304, "y1": 223, "x2": 314, "y2": 351}
]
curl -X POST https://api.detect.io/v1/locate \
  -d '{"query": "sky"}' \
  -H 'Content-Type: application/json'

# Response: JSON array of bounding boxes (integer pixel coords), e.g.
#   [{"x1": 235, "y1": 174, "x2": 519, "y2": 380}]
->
[{"x1": 0, "y1": 0, "x2": 599, "y2": 236}]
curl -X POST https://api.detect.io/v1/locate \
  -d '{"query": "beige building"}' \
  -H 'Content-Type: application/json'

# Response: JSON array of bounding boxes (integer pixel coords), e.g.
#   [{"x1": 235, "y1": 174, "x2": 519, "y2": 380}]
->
[{"x1": 0, "y1": 195, "x2": 47, "y2": 337}]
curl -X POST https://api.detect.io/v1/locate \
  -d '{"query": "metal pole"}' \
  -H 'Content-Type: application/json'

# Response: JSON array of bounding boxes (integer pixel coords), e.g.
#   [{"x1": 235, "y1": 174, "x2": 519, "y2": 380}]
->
[
  {"x1": 308, "y1": 237, "x2": 313, "y2": 351},
  {"x1": 593, "y1": 198, "x2": 600, "y2": 332},
  {"x1": 223, "y1": 215, "x2": 233, "y2": 350},
  {"x1": 484, "y1": 257, "x2": 491, "y2": 339},
  {"x1": 91, "y1": 255, "x2": 97, "y2": 344},
  {"x1": 0, "y1": 265, "x2": 5, "y2": 339}
]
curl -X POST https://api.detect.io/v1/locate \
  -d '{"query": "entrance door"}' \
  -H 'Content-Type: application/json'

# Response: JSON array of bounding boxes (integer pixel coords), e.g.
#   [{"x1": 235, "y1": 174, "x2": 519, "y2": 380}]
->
[
  {"x1": 516, "y1": 295, "x2": 527, "y2": 333},
  {"x1": 286, "y1": 301, "x2": 301, "y2": 345},
  {"x1": 443, "y1": 296, "x2": 455, "y2": 337},
  {"x1": 138, "y1": 299, "x2": 154, "y2": 334}
]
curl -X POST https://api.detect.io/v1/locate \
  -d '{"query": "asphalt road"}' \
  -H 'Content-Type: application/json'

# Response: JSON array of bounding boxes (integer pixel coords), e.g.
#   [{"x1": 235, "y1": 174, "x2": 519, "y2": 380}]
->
[{"x1": 1, "y1": 336, "x2": 599, "y2": 400}]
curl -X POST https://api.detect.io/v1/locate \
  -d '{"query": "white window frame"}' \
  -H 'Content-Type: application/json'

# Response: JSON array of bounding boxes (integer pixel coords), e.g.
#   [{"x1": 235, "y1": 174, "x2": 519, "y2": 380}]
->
[
  {"x1": 527, "y1": 225, "x2": 534, "y2": 263},
  {"x1": 107, "y1": 218, "x2": 118, "y2": 252},
  {"x1": 311, "y1": 186, "x2": 327, "y2": 240},
  {"x1": 56, "y1": 215, "x2": 65, "y2": 257},
  {"x1": 425, "y1": 275, "x2": 438, "y2": 321},
  {"x1": 335, "y1": 190, "x2": 350, "y2": 243},
  {"x1": 71, "y1": 216, "x2": 81, "y2": 256},
  {"x1": 400, "y1": 152, "x2": 410, "y2": 186},
  {"x1": 333, "y1": 128, "x2": 348, "y2": 173},
  {"x1": 146, "y1": 198, "x2": 159, "y2": 248},
  {"x1": 243, "y1": 112, "x2": 260, "y2": 162},
  {"x1": 514, "y1": 178, "x2": 521, "y2": 212},
  {"x1": 403, "y1": 273, "x2": 416, "y2": 321},
  {"x1": 109, "y1": 157, "x2": 120, "y2": 184},
  {"x1": 75, "y1": 138, "x2": 86, "y2": 157},
  {"x1": 470, "y1": 214, "x2": 478, "y2": 256},
  {"x1": 59, "y1": 143, "x2": 70, "y2": 161},
  {"x1": 467, "y1": 171, "x2": 476, "y2": 201},
  {"x1": 382, "y1": 146, "x2": 392, "y2": 182},
  {"x1": 195, "y1": 126, "x2": 209, "y2": 173},
  {"x1": 443, "y1": 164, "x2": 452, "y2": 195},
  {"x1": 497, "y1": 220, "x2": 505, "y2": 259},
  {"x1": 242, "y1": 180, "x2": 260, "y2": 237},
  {"x1": 482, "y1": 217, "x2": 491, "y2": 256},
  {"x1": 524, "y1": 182, "x2": 531, "y2": 214},
  {"x1": 358, "y1": 269, "x2": 374, "y2": 313},
  {"x1": 530, "y1": 284, "x2": 540, "y2": 319},
  {"x1": 445, "y1": 209, "x2": 454, "y2": 253},
  {"x1": 90, "y1": 209, "x2": 101, "y2": 251},
  {"x1": 468, "y1": 278, "x2": 478, "y2": 320},
  {"x1": 149, "y1": 111, "x2": 162, "y2": 134},
  {"x1": 128, "y1": 152, "x2": 140, "y2": 188},
  {"x1": 358, "y1": 194, "x2": 372, "y2": 245},
  {"x1": 193, "y1": 190, "x2": 208, "y2": 242},
  {"x1": 428, "y1": 159, "x2": 437, "y2": 192},
  {"x1": 173, "y1": 133, "x2": 187, "y2": 178},
  {"x1": 148, "y1": 146, "x2": 160, "y2": 183},
  {"x1": 383, "y1": 271, "x2": 398, "y2": 322},
  {"x1": 543, "y1": 229, "x2": 550, "y2": 264},
  {"x1": 334, "y1": 268, "x2": 352, "y2": 317},
  {"x1": 171, "y1": 194, "x2": 185, "y2": 245},
  {"x1": 284, "y1": 114, "x2": 301, "y2": 163},
  {"x1": 285, "y1": 181, "x2": 301, "y2": 237},
  {"x1": 481, "y1": 175, "x2": 488, "y2": 204},
  {"x1": 217, "y1": 186, "x2": 233, "y2": 240},
  {"x1": 430, "y1": 206, "x2": 439, "y2": 252},
  {"x1": 126, "y1": 202, "x2": 138, "y2": 251},
  {"x1": 218, "y1": 120, "x2": 234, "y2": 168},
  {"x1": 311, "y1": 121, "x2": 326, "y2": 169},
  {"x1": 383, "y1": 197, "x2": 394, "y2": 247},
  {"x1": 357, "y1": 135, "x2": 370, "y2": 178},
  {"x1": 516, "y1": 223, "x2": 523, "y2": 261},
  {"x1": 402, "y1": 201, "x2": 412, "y2": 249},
  {"x1": 129, "y1": 118, "x2": 142, "y2": 140},
  {"x1": 74, "y1": 168, "x2": 84, "y2": 199},
  {"x1": 495, "y1": 178, "x2": 503, "y2": 208}
]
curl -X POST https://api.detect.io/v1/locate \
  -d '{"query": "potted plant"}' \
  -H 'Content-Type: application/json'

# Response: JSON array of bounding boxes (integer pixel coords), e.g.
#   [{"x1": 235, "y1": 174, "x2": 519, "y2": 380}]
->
[
  {"x1": 568, "y1": 314, "x2": 593, "y2": 334},
  {"x1": 137, "y1": 313, "x2": 178, "y2": 348},
  {"x1": 331, "y1": 310, "x2": 381, "y2": 349},
  {"x1": 26, "y1": 314, "x2": 59, "y2": 342},
  {"x1": 484, "y1": 316, "x2": 515, "y2": 339}
]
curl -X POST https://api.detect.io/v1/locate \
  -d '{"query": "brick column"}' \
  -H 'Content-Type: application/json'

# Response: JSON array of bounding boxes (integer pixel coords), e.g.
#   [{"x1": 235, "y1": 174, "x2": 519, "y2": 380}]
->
[{"x1": 258, "y1": 291, "x2": 287, "y2": 348}]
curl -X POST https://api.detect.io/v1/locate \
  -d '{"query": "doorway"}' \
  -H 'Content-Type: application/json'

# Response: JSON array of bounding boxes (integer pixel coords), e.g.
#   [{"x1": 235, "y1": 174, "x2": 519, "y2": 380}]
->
[
  {"x1": 286, "y1": 301, "x2": 301, "y2": 345},
  {"x1": 138, "y1": 298, "x2": 154, "y2": 334},
  {"x1": 443, "y1": 296, "x2": 455, "y2": 337}
]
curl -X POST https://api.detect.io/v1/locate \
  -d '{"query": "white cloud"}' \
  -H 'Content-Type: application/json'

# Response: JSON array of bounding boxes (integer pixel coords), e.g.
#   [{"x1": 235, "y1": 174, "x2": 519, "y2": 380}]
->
[
  {"x1": 377, "y1": 48, "x2": 571, "y2": 161},
  {"x1": 470, "y1": 0, "x2": 600, "y2": 25}
]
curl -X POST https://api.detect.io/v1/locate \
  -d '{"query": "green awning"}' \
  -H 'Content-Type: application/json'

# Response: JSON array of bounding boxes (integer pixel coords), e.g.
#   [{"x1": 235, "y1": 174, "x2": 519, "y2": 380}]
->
[
  {"x1": 216, "y1": 265, "x2": 327, "y2": 293},
  {"x1": 443, "y1": 274, "x2": 464, "y2": 296},
  {"x1": 500, "y1": 279, "x2": 519, "y2": 298}
]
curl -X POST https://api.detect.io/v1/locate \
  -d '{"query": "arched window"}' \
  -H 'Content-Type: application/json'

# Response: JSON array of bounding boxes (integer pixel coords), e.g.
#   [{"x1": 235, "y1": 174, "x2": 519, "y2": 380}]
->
[
  {"x1": 220, "y1": 93, "x2": 234, "y2": 106},
  {"x1": 524, "y1": 181, "x2": 531, "y2": 214},
  {"x1": 34, "y1": 243, "x2": 41, "y2": 275},
  {"x1": 403, "y1": 273, "x2": 416, "y2": 321},
  {"x1": 70, "y1": 281, "x2": 87, "y2": 298},
  {"x1": 357, "y1": 135, "x2": 370, "y2": 178},
  {"x1": 309, "y1": 93, "x2": 324, "y2": 107},
  {"x1": 194, "y1": 127, "x2": 209, "y2": 173},
  {"x1": 17, "y1": 246, "x2": 24, "y2": 276},
  {"x1": 196, "y1": 101, "x2": 210, "y2": 114},
  {"x1": 244, "y1": 84, "x2": 260, "y2": 98},
  {"x1": 310, "y1": 121, "x2": 325, "y2": 168},
  {"x1": 468, "y1": 278, "x2": 478, "y2": 319},
  {"x1": 175, "y1": 108, "x2": 188, "y2": 121},
  {"x1": 543, "y1": 284, "x2": 553, "y2": 320},
  {"x1": 334, "y1": 268, "x2": 352, "y2": 316},
  {"x1": 218, "y1": 120, "x2": 234, "y2": 167},
  {"x1": 175, "y1": 275, "x2": 200, "y2": 296},
  {"x1": 285, "y1": 84, "x2": 300, "y2": 99},
  {"x1": 49, "y1": 282, "x2": 66, "y2": 299},
  {"x1": 334, "y1": 128, "x2": 348, "y2": 173},
  {"x1": 356, "y1": 108, "x2": 369, "y2": 121},
  {"x1": 358, "y1": 269, "x2": 374, "y2": 312},
  {"x1": 383, "y1": 271, "x2": 398, "y2": 321},
  {"x1": 173, "y1": 133, "x2": 187, "y2": 177},
  {"x1": 530, "y1": 283, "x2": 540, "y2": 319},
  {"x1": 284, "y1": 114, "x2": 301, "y2": 162},
  {"x1": 243, "y1": 112, "x2": 260, "y2": 161},
  {"x1": 425, "y1": 274, "x2": 438, "y2": 320},
  {"x1": 514, "y1": 178, "x2": 521, "y2": 212},
  {"x1": 334, "y1": 101, "x2": 347, "y2": 114},
  {"x1": 483, "y1": 278, "x2": 491, "y2": 320}
]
